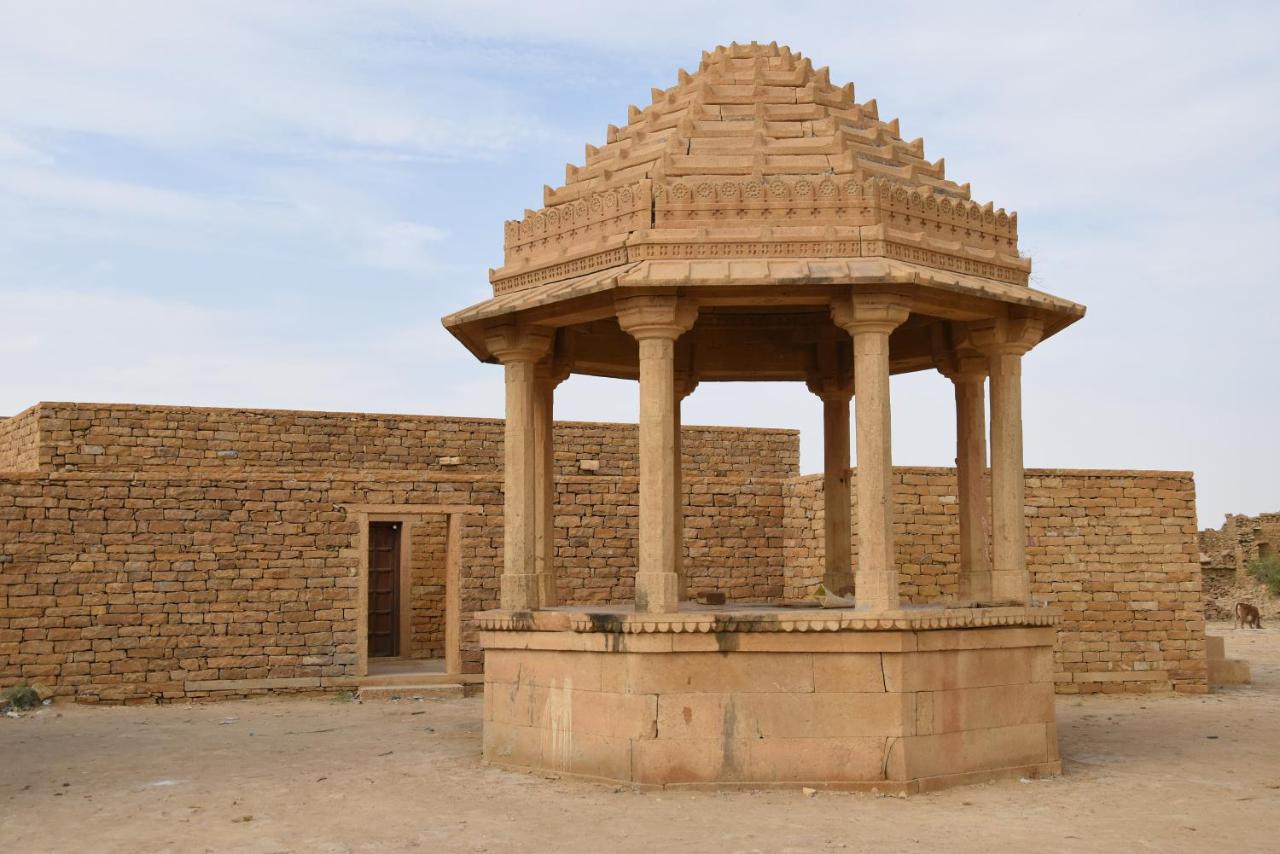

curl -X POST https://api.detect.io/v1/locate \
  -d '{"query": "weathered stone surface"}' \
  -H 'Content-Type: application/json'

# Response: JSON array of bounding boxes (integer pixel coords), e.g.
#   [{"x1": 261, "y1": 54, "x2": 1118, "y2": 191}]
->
[{"x1": 482, "y1": 626, "x2": 1059, "y2": 791}]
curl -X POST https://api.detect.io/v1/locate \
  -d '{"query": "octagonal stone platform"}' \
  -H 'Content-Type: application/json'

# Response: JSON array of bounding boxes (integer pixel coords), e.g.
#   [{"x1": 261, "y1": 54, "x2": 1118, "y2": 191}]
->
[{"x1": 479, "y1": 605, "x2": 1061, "y2": 793}]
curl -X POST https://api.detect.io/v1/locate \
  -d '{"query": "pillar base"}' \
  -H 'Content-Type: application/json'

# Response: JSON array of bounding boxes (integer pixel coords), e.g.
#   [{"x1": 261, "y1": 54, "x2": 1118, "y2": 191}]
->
[
  {"x1": 633, "y1": 571, "x2": 680, "y2": 613},
  {"x1": 499, "y1": 573, "x2": 541, "y2": 611},
  {"x1": 479, "y1": 604, "x2": 1061, "y2": 792}
]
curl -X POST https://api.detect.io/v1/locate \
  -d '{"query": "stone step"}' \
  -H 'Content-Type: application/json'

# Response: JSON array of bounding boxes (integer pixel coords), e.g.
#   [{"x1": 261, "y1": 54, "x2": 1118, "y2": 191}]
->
[
  {"x1": 357, "y1": 672, "x2": 461, "y2": 687},
  {"x1": 357, "y1": 683, "x2": 466, "y2": 701},
  {"x1": 1208, "y1": 657, "x2": 1251, "y2": 686}
]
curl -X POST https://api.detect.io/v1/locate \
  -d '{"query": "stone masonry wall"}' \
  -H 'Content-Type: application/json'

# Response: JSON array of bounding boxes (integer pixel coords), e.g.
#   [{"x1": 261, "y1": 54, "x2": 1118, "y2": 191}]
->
[
  {"x1": 23, "y1": 402, "x2": 799, "y2": 480},
  {"x1": 0, "y1": 471, "x2": 785, "y2": 703},
  {"x1": 0, "y1": 406, "x2": 40, "y2": 473},
  {"x1": 556, "y1": 477, "x2": 785, "y2": 604},
  {"x1": 408, "y1": 516, "x2": 448, "y2": 660},
  {"x1": 0, "y1": 401, "x2": 1205, "y2": 702},
  {"x1": 785, "y1": 468, "x2": 1206, "y2": 694}
]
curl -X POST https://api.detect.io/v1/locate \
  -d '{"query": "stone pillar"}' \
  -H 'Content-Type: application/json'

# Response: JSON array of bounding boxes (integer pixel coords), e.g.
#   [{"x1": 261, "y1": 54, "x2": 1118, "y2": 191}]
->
[
  {"x1": 976, "y1": 318, "x2": 1043, "y2": 604},
  {"x1": 486, "y1": 324, "x2": 553, "y2": 611},
  {"x1": 618, "y1": 295, "x2": 697, "y2": 613},
  {"x1": 672, "y1": 371, "x2": 698, "y2": 600},
  {"x1": 944, "y1": 357, "x2": 992, "y2": 603},
  {"x1": 833, "y1": 296, "x2": 909, "y2": 612},
  {"x1": 533, "y1": 359, "x2": 569, "y2": 608},
  {"x1": 806, "y1": 374, "x2": 854, "y2": 595}
]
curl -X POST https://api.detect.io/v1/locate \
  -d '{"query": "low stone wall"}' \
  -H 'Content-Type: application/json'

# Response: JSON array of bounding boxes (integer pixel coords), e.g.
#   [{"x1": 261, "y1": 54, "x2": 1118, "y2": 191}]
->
[
  {"x1": 22, "y1": 402, "x2": 799, "y2": 480},
  {"x1": 785, "y1": 468, "x2": 1206, "y2": 694}
]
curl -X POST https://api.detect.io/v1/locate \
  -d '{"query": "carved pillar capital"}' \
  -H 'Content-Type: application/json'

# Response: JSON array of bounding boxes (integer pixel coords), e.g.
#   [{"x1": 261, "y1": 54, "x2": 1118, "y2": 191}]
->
[
  {"x1": 938, "y1": 352, "x2": 989, "y2": 385},
  {"x1": 534, "y1": 357, "x2": 571, "y2": 389},
  {"x1": 805, "y1": 373, "x2": 854, "y2": 403},
  {"x1": 617, "y1": 295, "x2": 698, "y2": 341},
  {"x1": 673, "y1": 370, "x2": 699, "y2": 401},
  {"x1": 970, "y1": 316, "x2": 1045, "y2": 358},
  {"x1": 805, "y1": 336, "x2": 854, "y2": 403},
  {"x1": 831, "y1": 294, "x2": 911, "y2": 337},
  {"x1": 485, "y1": 323, "x2": 554, "y2": 364}
]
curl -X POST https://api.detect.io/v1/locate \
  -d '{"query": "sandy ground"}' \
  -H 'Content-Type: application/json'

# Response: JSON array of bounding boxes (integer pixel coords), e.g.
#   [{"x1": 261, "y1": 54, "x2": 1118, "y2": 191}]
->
[{"x1": 4, "y1": 623, "x2": 1280, "y2": 854}]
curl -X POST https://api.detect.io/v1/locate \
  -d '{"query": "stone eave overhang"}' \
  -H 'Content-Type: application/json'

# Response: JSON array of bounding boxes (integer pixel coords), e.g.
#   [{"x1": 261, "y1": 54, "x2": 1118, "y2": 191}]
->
[{"x1": 441, "y1": 257, "x2": 1086, "y2": 364}]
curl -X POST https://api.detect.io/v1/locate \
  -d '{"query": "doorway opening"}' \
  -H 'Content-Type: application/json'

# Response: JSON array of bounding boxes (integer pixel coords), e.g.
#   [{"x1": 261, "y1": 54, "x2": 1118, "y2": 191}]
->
[
  {"x1": 367, "y1": 521, "x2": 402, "y2": 659},
  {"x1": 352, "y1": 506, "x2": 470, "y2": 679}
]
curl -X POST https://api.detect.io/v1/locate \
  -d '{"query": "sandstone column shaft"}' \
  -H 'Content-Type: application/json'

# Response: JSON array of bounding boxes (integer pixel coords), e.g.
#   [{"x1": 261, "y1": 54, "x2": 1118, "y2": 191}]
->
[
  {"x1": 989, "y1": 347, "x2": 1028, "y2": 603},
  {"x1": 618, "y1": 297, "x2": 696, "y2": 613},
  {"x1": 821, "y1": 392, "x2": 853, "y2": 594},
  {"x1": 670, "y1": 376, "x2": 701, "y2": 604},
  {"x1": 638, "y1": 336, "x2": 679, "y2": 610},
  {"x1": 952, "y1": 370, "x2": 992, "y2": 602},
  {"x1": 486, "y1": 326, "x2": 552, "y2": 611},
  {"x1": 835, "y1": 297, "x2": 909, "y2": 612},
  {"x1": 501, "y1": 358, "x2": 538, "y2": 609},
  {"x1": 532, "y1": 372, "x2": 558, "y2": 607},
  {"x1": 673, "y1": 393, "x2": 684, "y2": 598}
]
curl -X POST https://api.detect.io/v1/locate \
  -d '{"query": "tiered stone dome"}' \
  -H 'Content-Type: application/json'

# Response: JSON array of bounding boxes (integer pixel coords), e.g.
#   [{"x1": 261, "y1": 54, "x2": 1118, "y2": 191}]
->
[
  {"x1": 493, "y1": 41, "x2": 1027, "y2": 298},
  {"x1": 445, "y1": 42, "x2": 1082, "y2": 375}
]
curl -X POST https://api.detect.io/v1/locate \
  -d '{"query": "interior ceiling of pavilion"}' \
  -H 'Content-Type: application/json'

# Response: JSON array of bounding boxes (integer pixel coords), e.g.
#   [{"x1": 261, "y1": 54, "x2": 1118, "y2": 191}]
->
[{"x1": 444, "y1": 41, "x2": 1084, "y2": 379}]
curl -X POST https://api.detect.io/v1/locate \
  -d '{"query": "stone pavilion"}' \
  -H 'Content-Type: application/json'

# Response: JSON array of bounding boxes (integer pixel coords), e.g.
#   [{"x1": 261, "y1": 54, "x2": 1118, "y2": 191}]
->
[{"x1": 444, "y1": 41, "x2": 1086, "y2": 791}]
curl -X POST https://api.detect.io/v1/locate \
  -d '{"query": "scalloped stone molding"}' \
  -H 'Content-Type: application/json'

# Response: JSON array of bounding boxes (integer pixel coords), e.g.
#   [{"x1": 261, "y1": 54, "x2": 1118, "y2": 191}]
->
[{"x1": 474, "y1": 604, "x2": 1061, "y2": 634}]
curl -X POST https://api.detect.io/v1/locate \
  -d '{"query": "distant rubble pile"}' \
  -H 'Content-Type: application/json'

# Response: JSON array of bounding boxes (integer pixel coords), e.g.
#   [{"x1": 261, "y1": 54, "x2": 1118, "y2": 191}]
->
[
  {"x1": 1199, "y1": 511, "x2": 1280, "y2": 620},
  {"x1": 1202, "y1": 573, "x2": 1278, "y2": 621}
]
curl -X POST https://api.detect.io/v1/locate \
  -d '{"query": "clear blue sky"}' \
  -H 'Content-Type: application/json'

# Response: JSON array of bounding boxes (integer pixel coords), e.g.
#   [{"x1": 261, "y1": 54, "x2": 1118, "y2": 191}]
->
[{"x1": 2, "y1": 2, "x2": 1277, "y2": 526}]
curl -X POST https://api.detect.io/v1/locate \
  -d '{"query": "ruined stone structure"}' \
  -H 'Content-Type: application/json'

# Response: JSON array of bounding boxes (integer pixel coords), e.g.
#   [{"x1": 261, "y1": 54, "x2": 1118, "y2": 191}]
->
[
  {"x1": 441, "y1": 42, "x2": 1128, "y2": 791},
  {"x1": 1200, "y1": 512, "x2": 1280, "y2": 575},
  {"x1": 1199, "y1": 511, "x2": 1280, "y2": 621},
  {"x1": 0, "y1": 401, "x2": 1205, "y2": 707}
]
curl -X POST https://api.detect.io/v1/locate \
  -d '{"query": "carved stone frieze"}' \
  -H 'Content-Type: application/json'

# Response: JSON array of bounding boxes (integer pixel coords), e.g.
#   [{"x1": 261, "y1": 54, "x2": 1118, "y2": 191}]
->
[
  {"x1": 473, "y1": 605, "x2": 1062, "y2": 634},
  {"x1": 485, "y1": 42, "x2": 1036, "y2": 299}
]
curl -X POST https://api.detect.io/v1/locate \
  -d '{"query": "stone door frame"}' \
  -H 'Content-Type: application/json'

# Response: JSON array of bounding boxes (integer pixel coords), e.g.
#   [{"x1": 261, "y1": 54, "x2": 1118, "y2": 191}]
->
[{"x1": 347, "y1": 503, "x2": 477, "y2": 678}]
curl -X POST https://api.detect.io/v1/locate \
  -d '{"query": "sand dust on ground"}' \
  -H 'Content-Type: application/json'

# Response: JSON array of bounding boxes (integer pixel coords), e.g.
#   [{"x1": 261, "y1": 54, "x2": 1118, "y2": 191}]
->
[{"x1": 4, "y1": 622, "x2": 1280, "y2": 854}]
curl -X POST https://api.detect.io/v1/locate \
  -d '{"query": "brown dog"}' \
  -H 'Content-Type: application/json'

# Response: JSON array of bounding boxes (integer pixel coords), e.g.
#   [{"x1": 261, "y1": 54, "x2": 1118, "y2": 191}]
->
[{"x1": 1235, "y1": 602, "x2": 1262, "y2": 629}]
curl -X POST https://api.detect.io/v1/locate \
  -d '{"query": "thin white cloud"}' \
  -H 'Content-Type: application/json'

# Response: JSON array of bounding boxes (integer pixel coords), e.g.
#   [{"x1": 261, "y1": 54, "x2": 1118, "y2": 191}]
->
[{"x1": 0, "y1": 2, "x2": 560, "y2": 160}]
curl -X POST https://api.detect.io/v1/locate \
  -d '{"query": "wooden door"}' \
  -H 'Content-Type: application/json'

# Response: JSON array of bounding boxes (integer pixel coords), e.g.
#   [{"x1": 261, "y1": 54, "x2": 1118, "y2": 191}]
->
[{"x1": 368, "y1": 522, "x2": 401, "y2": 658}]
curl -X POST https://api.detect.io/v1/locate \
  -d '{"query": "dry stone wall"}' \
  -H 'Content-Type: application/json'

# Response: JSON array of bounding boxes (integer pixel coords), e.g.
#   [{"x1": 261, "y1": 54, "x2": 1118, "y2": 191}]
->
[{"x1": 785, "y1": 468, "x2": 1205, "y2": 694}]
